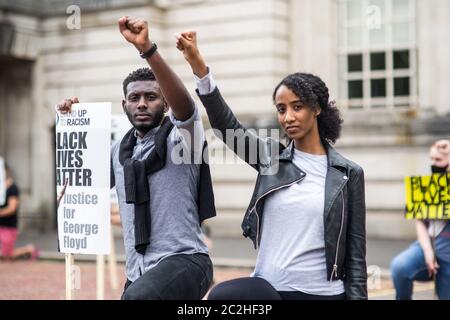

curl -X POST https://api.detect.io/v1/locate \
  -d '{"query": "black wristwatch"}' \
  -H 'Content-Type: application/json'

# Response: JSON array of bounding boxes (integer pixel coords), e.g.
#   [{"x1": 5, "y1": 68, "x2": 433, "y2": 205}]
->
[{"x1": 139, "y1": 42, "x2": 158, "y2": 59}]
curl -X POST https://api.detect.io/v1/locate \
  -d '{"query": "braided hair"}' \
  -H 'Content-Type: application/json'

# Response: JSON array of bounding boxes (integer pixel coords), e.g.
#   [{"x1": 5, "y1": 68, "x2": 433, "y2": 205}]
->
[{"x1": 273, "y1": 73, "x2": 343, "y2": 144}]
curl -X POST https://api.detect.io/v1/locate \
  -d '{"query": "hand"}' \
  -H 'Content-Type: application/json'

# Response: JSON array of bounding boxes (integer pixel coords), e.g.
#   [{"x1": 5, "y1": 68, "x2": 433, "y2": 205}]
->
[
  {"x1": 175, "y1": 31, "x2": 200, "y2": 63},
  {"x1": 424, "y1": 249, "x2": 439, "y2": 278},
  {"x1": 118, "y1": 16, "x2": 152, "y2": 53},
  {"x1": 434, "y1": 140, "x2": 450, "y2": 156},
  {"x1": 55, "y1": 96, "x2": 79, "y2": 115},
  {"x1": 175, "y1": 31, "x2": 208, "y2": 78}
]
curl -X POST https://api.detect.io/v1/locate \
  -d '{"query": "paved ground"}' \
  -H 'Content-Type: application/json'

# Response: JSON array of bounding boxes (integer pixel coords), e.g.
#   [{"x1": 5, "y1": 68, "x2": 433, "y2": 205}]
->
[
  {"x1": 3, "y1": 230, "x2": 435, "y2": 300},
  {"x1": 0, "y1": 260, "x2": 435, "y2": 300},
  {"x1": 0, "y1": 260, "x2": 253, "y2": 300}
]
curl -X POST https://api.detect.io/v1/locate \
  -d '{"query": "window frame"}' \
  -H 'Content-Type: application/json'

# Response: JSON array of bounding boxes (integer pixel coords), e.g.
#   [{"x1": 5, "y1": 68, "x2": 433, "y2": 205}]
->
[{"x1": 337, "y1": 0, "x2": 418, "y2": 111}]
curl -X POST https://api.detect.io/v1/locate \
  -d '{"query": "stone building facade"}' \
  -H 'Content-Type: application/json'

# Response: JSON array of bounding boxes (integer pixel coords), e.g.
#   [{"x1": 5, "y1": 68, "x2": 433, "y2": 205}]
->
[{"x1": 0, "y1": 0, "x2": 448, "y2": 239}]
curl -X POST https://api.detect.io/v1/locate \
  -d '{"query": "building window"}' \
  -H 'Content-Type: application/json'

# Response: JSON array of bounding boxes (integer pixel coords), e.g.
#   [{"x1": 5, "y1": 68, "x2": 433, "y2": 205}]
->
[{"x1": 338, "y1": 0, "x2": 417, "y2": 110}]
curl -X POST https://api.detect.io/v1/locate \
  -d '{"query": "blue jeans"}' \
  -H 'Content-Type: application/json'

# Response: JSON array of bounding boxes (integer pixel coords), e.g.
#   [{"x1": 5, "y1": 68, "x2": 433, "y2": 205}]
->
[{"x1": 390, "y1": 241, "x2": 450, "y2": 300}]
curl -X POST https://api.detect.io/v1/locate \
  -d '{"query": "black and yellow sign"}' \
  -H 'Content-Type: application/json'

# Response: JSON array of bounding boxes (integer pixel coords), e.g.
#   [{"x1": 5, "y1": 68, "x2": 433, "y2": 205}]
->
[{"x1": 405, "y1": 174, "x2": 450, "y2": 220}]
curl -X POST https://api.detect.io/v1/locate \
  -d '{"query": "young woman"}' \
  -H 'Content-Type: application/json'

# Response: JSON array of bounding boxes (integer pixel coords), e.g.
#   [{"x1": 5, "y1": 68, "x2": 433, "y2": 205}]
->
[{"x1": 175, "y1": 32, "x2": 367, "y2": 300}]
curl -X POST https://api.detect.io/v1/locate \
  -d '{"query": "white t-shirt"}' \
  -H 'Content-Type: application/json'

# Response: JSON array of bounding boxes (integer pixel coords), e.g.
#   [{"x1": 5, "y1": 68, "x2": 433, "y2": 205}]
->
[{"x1": 252, "y1": 148, "x2": 345, "y2": 295}]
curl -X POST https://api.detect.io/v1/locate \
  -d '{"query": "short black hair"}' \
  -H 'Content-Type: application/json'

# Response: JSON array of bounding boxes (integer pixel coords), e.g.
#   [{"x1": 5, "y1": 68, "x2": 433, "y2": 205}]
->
[
  {"x1": 122, "y1": 67, "x2": 157, "y2": 97},
  {"x1": 273, "y1": 73, "x2": 343, "y2": 144}
]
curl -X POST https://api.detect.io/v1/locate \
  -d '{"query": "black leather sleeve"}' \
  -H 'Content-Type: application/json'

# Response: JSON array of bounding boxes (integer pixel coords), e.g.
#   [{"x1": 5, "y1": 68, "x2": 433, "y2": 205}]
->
[
  {"x1": 197, "y1": 87, "x2": 276, "y2": 172},
  {"x1": 344, "y1": 166, "x2": 368, "y2": 299}
]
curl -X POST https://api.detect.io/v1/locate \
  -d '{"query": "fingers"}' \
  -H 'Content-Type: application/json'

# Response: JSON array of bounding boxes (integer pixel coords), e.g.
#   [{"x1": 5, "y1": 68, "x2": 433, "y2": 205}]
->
[
  {"x1": 126, "y1": 17, "x2": 147, "y2": 33},
  {"x1": 179, "y1": 30, "x2": 197, "y2": 44},
  {"x1": 119, "y1": 16, "x2": 142, "y2": 38},
  {"x1": 176, "y1": 33, "x2": 191, "y2": 48},
  {"x1": 118, "y1": 16, "x2": 128, "y2": 33},
  {"x1": 56, "y1": 97, "x2": 78, "y2": 115},
  {"x1": 427, "y1": 264, "x2": 434, "y2": 277},
  {"x1": 175, "y1": 31, "x2": 197, "y2": 55},
  {"x1": 180, "y1": 30, "x2": 196, "y2": 38},
  {"x1": 182, "y1": 31, "x2": 196, "y2": 41},
  {"x1": 434, "y1": 140, "x2": 450, "y2": 153},
  {"x1": 427, "y1": 261, "x2": 440, "y2": 277},
  {"x1": 175, "y1": 39, "x2": 184, "y2": 51},
  {"x1": 174, "y1": 33, "x2": 186, "y2": 52},
  {"x1": 438, "y1": 145, "x2": 450, "y2": 155},
  {"x1": 118, "y1": 16, "x2": 150, "y2": 50}
]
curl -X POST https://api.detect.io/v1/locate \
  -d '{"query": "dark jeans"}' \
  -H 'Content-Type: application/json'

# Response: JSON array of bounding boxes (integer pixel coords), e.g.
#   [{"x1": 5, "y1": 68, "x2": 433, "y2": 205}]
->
[
  {"x1": 207, "y1": 277, "x2": 346, "y2": 300},
  {"x1": 122, "y1": 253, "x2": 213, "y2": 300}
]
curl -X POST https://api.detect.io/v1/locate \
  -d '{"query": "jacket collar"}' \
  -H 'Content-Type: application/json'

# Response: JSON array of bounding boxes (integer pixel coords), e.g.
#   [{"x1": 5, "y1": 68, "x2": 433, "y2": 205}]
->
[{"x1": 278, "y1": 140, "x2": 348, "y2": 170}]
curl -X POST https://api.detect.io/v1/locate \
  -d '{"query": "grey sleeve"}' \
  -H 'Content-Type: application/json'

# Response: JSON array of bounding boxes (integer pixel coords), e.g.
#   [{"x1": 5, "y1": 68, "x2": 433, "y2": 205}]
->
[{"x1": 110, "y1": 143, "x2": 118, "y2": 189}]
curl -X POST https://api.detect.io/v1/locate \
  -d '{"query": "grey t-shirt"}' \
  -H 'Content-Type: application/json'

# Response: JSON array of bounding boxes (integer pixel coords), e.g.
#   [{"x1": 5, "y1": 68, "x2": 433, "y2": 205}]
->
[
  {"x1": 111, "y1": 106, "x2": 208, "y2": 282},
  {"x1": 252, "y1": 148, "x2": 345, "y2": 295}
]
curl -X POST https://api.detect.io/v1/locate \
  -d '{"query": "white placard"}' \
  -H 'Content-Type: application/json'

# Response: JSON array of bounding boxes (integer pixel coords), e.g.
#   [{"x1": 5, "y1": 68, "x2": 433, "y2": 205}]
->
[
  {"x1": 0, "y1": 157, "x2": 5, "y2": 206},
  {"x1": 110, "y1": 114, "x2": 131, "y2": 204},
  {"x1": 56, "y1": 103, "x2": 111, "y2": 254},
  {"x1": 111, "y1": 114, "x2": 131, "y2": 142}
]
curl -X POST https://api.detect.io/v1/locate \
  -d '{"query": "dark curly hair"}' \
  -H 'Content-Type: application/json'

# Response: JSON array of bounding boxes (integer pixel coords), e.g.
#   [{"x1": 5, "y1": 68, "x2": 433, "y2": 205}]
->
[
  {"x1": 272, "y1": 73, "x2": 343, "y2": 144},
  {"x1": 122, "y1": 67, "x2": 157, "y2": 97}
]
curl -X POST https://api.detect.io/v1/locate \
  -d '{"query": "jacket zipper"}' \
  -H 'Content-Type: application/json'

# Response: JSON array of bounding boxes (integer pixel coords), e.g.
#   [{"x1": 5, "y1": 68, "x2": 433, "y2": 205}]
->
[
  {"x1": 330, "y1": 190, "x2": 345, "y2": 281},
  {"x1": 250, "y1": 174, "x2": 306, "y2": 249}
]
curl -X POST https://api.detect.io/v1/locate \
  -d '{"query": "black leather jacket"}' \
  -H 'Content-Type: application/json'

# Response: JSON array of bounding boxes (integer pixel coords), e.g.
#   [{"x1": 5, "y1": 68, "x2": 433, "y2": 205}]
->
[{"x1": 198, "y1": 87, "x2": 368, "y2": 300}]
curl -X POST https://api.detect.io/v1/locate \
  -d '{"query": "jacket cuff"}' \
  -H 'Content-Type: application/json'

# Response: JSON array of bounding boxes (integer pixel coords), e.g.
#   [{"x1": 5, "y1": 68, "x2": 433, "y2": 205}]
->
[
  {"x1": 196, "y1": 86, "x2": 224, "y2": 112},
  {"x1": 196, "y1": 86, "x2": 221, "y2": 99}
]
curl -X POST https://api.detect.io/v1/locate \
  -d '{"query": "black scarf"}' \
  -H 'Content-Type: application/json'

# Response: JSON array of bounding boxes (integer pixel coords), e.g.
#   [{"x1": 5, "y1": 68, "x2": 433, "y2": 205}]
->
[
  {"x1": 118, "y1": 117, "x2": 216, "y2": 255},
  {"x1": 119, "y1": 117, "x2": 174, "y2": 255}
]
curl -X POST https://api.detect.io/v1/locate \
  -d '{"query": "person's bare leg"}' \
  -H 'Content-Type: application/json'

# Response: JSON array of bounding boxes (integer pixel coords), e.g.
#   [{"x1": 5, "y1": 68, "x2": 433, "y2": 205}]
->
[{"x1": 11, "y1": 244, "x2": 36, "y2": 260}]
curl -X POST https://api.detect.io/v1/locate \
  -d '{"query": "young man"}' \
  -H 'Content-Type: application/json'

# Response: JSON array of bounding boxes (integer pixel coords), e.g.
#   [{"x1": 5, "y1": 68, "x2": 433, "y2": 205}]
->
[{"x1": 56, "y1": 17, "x2": 215, "y2": 300}]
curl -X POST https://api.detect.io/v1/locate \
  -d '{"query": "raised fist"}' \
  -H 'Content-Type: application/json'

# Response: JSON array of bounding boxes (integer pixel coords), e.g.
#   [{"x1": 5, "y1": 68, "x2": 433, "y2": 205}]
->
[
  {"x1": 118, "y1": 16, "x2": 152, "y2": 52},
  {"x1": 175, "y1": 31, "x2": 200, "y2": 63},
  {"x1": 175, "y1": 31, "x2": 208, "y2": 78},
  {"x1": 434, "y1": 139, "x2": 450, "y2": 156}
]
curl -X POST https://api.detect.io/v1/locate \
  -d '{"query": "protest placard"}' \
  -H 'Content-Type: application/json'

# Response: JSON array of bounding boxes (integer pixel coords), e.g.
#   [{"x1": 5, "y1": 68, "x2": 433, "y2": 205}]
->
[
  {"x1": 56, "y1": 103, "x2": 111, "y2": 254},
  {"x1": 405, "y1": 174, "x2": 450, "y2": 220}
]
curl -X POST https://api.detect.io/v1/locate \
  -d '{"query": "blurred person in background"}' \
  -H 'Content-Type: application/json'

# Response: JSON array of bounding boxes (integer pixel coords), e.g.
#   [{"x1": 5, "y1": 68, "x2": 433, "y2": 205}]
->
[
  {"x1": 0, "y1": 164, "x2": 39, "y2": 261},
  {"x1": 391, "y1": 139, "x2": 450, "y2": 300}
]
